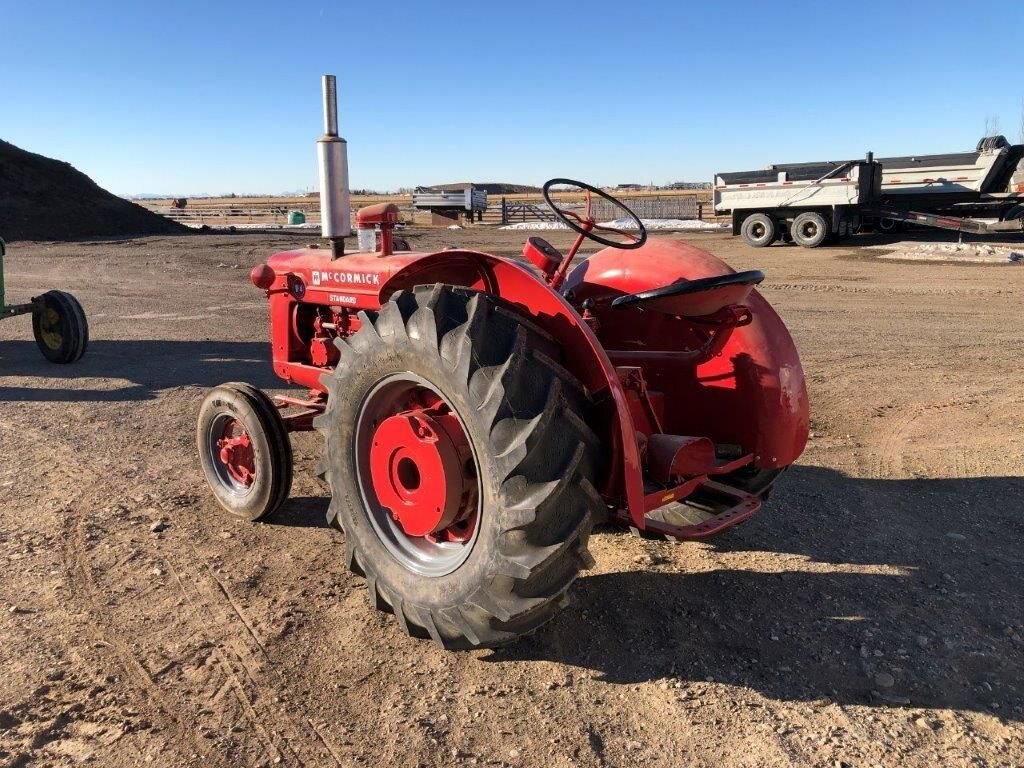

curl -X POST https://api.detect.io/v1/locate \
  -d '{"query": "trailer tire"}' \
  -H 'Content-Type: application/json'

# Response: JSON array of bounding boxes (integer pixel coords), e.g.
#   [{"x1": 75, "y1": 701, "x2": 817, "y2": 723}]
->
[
  {"x1": 740, "y1": 214, "x2": 776, "y2": 247},
  {"x1": 197, "y1": 383, "x2": 294, "y2": 522},
  {"x1": 32, "y1": 290, "x2": 88, "y2": 364},
  {"x1": 790, "y1": 212, "x2": 830, "y2": 248}
]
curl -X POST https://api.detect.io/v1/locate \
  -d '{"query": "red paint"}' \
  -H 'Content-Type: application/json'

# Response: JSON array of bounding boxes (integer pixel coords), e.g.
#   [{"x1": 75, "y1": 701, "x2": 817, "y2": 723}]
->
[
  {"x1": 356, "y1": 203, "x2": 400, "y2": 226},
  {"x1": 252, "y1": 234, "x2": 808, "y2": 533},
  {"x1": 250, "y1": 263, "x2": 275, "y2": 290},
  {"x1": 522, "y1": 237, "x2": 561, "y2": 278},
  {"x1": 216, "y1": 418, "x2": 255, "y2": 487},
  {"x1": 565, "y1": 238, "x2": 808, "y2": 470},
  {"x1": 369, "y1": 409, "x2": 471, "y2": 537},
  {"x1": 356, "y1": 203, "x2": 401, "y2": 256}
]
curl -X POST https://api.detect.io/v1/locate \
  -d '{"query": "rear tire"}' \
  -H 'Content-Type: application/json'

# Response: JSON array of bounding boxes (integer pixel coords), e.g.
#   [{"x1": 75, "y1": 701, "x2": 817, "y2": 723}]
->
[
  {"x1": 32, "y1": 290, "x2": 88, "y2": 364},
  {"x1": 790, "y1": 212, "x2": 830, "y2": 248},
  {"x1": 740, "y1": 213, "x2": 776, "y2": 247},
  {"x1": 316, "y1": 285, "x2": 604, "y2": 649},
  {"x1": 197, "y1": 383, "x2": 293, "y2": 522}
]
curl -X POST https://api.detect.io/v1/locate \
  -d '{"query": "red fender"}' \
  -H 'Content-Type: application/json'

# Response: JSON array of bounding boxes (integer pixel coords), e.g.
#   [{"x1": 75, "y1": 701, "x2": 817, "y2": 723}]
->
[
  {"x1": 564, "y1": 239, "x2": 809, "y2": 470},
  {"x1": 378, "y1": 250, "x2": 647, "y2": 525}
]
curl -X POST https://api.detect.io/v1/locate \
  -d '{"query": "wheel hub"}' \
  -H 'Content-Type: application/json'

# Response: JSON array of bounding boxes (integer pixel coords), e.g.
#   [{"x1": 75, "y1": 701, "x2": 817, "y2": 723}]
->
[
  {"x1": 217, "y1": 419, "x2": 255, "y2": 487},
  {"x1": 369, "y1": 409, "x2": 475, "y2": 537},
  {"x1": 39, "y1": 307, "x2": 63, "y2": 350}
]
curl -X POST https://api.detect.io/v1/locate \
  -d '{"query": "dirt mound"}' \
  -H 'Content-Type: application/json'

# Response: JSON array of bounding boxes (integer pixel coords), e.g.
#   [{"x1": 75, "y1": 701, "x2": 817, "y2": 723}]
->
[{"x1": 0, "y1": 139, "x2": 188, "y2": 242}]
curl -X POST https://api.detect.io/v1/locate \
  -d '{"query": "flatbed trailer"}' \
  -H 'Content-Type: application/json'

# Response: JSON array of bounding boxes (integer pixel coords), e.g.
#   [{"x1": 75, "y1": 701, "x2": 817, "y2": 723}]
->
[{"x1": 715, "y1": 136, "x2": 1024, "y2": 247}]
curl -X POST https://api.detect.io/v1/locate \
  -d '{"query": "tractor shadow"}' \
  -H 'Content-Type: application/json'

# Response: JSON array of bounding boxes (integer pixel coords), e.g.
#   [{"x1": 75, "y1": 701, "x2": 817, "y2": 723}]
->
[
  {"x1": 0, "y1": 339, "x2": 279, "y2": 402},
  {"x1": 490, "y1": 466, "x2": 1024, "y2": 719},
  {"x1": 263, "y1": 496, "x2": 331, "y2": 529}
]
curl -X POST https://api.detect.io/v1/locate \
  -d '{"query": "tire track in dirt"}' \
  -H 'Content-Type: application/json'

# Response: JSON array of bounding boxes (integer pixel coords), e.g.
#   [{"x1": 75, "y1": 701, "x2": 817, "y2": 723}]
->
[
  {"x1": 0, "y1": 419, "x2": 214, "y2": 762},
  {"x1": 865, "y1": 397, "x2": 987, "y2": 479},
  {"x1": 159, "y1": 543, "x2": 343, "y2": 766},
  {"x1": 59, "y1": 506, "x2": 217, "y2": 762},
  {"x1": 766, "y1": 282, "x2": 1003, "y2": 297},
  {"x1": 7, "y1": 417, "x2": 338, "y2": 766}
]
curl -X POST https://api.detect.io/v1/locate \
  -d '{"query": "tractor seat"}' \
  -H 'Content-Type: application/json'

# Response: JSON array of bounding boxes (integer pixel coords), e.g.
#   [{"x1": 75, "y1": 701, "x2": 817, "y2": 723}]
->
[{"x1": 610, "y1": 270, "x2": 764, "y2": 317}]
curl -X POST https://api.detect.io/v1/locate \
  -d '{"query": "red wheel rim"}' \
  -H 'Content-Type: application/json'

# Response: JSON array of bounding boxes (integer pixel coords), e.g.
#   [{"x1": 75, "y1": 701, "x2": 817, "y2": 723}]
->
[
  {"x1": 355, "y1": 374, "x2": 480, "y2": 577},
  {"x1": 214, "y1": 417, "x2": 256, "y2": 490}
]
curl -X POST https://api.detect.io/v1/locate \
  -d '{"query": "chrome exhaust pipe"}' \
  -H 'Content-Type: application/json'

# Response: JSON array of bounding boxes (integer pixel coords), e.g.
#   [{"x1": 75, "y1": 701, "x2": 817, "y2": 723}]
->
[{"x1": 317, "y1": 74, "x2": 351, "y2": 257}]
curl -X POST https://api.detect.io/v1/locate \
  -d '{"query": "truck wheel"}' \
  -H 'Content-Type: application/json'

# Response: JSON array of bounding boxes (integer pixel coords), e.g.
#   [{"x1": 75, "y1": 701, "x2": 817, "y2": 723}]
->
[
  {"x1": 32, "y1": 290, "x2": 88, "y2": 364},
  {"x1": 790, "y1": 212, "x2": 830, "y2": 248},
  {"x1": 740, "y1": 213, "x2": 776, "y2": 247},
  {"x1": 317, "y1": 285, "x2": 603, "y2": 649},
  {"x1": 197, "y1": 382, "x2": 293, "y2": 522},
  {"x1": 877, "y1": 217, "x2": 901, "y2": 234}
]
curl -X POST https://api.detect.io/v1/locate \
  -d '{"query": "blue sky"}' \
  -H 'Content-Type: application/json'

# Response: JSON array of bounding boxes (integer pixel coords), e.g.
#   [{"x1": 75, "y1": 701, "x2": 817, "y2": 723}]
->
[{"x1": 3, "y1": 0, "x2": 1023, "y2": 195}]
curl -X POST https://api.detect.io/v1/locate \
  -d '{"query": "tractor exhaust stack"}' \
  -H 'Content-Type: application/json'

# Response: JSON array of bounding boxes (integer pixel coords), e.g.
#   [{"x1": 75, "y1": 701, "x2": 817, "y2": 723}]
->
[{"x1": 317, "y1": 74, "x2": 351, "y2": 258}]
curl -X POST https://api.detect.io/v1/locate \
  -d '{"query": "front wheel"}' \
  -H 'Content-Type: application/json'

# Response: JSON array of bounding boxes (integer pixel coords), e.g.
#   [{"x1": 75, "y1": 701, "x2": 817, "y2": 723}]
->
[
  {"x1": 740, "y1": 213, "x2": 776, "y2": 247},
  {"x1": 32, "y1": 290, "x2": 88, "y2": 364},
  {"x1": 197, "y1": 383, "x2": 293, "y2": 521},
  {"x1": 317, "y1": 285, "x2": 604, "y2": 649}
]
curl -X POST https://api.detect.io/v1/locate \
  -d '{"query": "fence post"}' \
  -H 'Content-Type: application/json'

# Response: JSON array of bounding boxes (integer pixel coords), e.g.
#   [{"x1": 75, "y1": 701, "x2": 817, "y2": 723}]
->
[
  {"x1": 698, "y1": 203, "x2": 703, "y2": 221},
  {"x1": 501, "y1": 197, "x2": 507, "y2": 225}
]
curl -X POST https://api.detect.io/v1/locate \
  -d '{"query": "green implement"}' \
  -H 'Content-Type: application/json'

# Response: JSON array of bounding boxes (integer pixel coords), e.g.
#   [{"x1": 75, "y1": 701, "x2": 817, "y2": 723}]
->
[{"x1": 0, "y1": 236, "x2": 90, "y2": 363}]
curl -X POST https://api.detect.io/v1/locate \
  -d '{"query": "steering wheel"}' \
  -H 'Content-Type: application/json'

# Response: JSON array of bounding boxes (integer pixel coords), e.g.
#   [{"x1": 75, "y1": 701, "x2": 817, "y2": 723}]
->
[{"x1": 542, "y1": 178, "x2": 648, "y2": 250}]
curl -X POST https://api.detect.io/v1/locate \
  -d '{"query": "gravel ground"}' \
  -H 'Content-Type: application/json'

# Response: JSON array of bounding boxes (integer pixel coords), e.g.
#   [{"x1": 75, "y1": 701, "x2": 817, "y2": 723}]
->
[{"x1": 0, "y1": 228, "x2": 1021, "y2": 767}]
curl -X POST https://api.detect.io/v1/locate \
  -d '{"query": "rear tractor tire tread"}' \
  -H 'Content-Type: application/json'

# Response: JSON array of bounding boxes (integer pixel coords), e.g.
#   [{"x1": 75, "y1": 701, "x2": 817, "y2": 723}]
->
[{"x1": 316, "y1": 284, "x2": 605, "y2": 649}]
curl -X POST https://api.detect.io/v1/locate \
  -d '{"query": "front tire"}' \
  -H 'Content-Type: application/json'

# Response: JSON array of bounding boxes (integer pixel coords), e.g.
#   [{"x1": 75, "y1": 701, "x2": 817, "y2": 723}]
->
[
  {"x1": 197, "y1": 383, "x2": 293, "y2": 521},
  {"x1": 317, "y1": 285, "x2": 604, "y2": 649},
  {"x1": 32, "y1": 290, "x2": 88, "y2": 364},
  {"x1": 740, "y1": 213, "x2": 776, "y2": 247}
]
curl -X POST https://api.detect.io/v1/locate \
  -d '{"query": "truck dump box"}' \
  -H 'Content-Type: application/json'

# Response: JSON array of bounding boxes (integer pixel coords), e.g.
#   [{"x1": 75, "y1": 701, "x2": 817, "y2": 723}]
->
[{"x1": 714, "y1": 136, "x2": 1024, "y2": 247}]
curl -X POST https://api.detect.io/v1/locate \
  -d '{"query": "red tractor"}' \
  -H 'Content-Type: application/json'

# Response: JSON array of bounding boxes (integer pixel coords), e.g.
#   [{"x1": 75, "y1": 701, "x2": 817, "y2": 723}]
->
[{"x1": 197, "y1": 77, "x2": 809, "y2": 648}]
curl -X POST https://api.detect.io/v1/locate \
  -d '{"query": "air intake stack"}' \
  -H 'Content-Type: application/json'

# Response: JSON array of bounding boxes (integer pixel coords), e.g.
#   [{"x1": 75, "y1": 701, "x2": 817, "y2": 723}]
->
[{"x1": 317, "y1": 74, "x2": 351, "y2": 258}]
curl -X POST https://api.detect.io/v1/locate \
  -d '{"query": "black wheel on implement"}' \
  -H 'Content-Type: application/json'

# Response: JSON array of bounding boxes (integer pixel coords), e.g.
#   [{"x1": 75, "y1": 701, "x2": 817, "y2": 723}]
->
[
  {"x1": 32, "y1": 290, "x2": 88, "y2": 364},
  {"x1": 316, "y1": 285, "x2": 603, "y2": 649},
  {"x1": 740, "y1": 213, "x2": 776, "y2": 247},
  {"x1": 197, "y1": 382, "x2": 293, "y2": 522}
]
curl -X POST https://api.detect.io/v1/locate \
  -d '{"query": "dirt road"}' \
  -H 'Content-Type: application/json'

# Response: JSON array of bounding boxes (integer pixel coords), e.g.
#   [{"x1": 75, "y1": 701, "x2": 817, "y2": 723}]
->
[{"x1": 1, "y1": 229, "x2": 1022, "y2": 767}]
